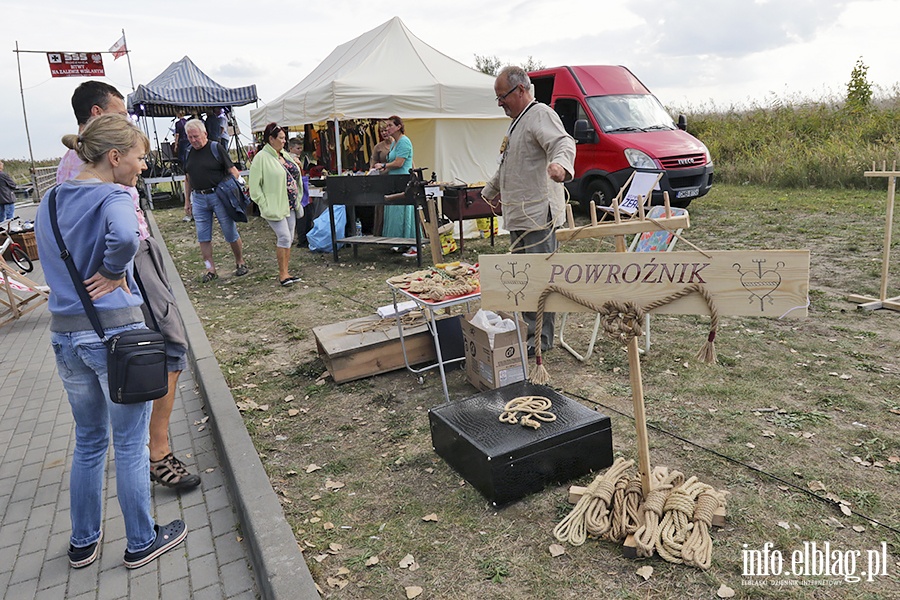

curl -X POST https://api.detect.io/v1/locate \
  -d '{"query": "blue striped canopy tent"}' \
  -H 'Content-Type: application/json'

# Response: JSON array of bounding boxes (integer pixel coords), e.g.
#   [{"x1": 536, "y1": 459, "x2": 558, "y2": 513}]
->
[{"x1": 128, "y1": 56, "x2": 257, "y2": 117}]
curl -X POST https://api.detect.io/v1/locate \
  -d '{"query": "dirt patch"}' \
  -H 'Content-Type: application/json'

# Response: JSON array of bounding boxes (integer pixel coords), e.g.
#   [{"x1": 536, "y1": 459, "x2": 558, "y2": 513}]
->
[{"x1": 156, "y1": 184, "x2": 900, "y2": 598}]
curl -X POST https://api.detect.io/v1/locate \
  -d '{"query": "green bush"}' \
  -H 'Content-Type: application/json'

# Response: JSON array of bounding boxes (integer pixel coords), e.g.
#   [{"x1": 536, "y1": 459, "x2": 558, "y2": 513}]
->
[{"x1": 674, "y1": 87, "x2": 900, "y2": 189}]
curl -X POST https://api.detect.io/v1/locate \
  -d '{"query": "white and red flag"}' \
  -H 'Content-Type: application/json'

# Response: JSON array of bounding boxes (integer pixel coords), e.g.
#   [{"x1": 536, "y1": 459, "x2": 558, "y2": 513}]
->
[{"x1": 109, "y1": 35, "x2": 127, "y2": 60}]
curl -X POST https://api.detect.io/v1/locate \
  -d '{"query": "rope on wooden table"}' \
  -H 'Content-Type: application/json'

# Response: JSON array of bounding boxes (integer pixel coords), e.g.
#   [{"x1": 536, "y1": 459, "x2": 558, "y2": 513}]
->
[
  {"x1": 498, "y1": 396, "x2": 556, "y2": 429},
  {"x1": 530, "y1": 283, "x2": 720, "y2": 384},
  {"x1": 345, "y1": 311, "x2": 428, "y2": 334}
]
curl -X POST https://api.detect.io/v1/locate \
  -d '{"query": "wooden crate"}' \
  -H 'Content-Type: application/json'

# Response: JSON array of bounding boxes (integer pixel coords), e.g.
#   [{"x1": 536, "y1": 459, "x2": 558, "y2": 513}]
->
[
  {"x1": 313, "y1": 314, "x2": 438, "y2": 384},
  {"x1": 11, "y1": 231, "x2": 38, "y2": 261}
]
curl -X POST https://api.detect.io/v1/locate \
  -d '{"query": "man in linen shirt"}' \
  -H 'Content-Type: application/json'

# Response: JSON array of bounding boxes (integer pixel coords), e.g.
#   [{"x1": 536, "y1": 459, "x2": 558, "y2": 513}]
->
[{"x1": 482, "y1": 66, "x2": 576, "y2": 354}]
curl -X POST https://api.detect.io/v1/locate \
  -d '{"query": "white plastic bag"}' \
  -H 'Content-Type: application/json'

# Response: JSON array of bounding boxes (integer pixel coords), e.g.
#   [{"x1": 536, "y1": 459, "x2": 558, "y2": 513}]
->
[{"x1": 470, "y1": 309, "x2": 516, "y2": 349}]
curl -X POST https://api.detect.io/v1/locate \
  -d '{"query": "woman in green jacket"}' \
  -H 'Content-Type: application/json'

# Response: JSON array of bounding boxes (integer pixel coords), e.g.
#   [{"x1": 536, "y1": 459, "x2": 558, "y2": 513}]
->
[{"x1": 250, "y1": 123, "x2": 303, "y2": 286}]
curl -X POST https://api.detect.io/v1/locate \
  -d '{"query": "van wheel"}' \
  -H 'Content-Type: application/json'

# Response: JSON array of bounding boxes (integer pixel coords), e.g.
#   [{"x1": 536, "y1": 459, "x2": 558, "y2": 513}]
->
[{"x1": 584, "y1": 179, "x2": 615, "y2": 208}]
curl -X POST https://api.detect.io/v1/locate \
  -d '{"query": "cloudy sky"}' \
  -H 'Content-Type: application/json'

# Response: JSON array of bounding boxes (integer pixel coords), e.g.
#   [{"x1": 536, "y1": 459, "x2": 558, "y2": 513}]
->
[{"x1": 2, "y1": 0, "x2": 896, "y2": 160}]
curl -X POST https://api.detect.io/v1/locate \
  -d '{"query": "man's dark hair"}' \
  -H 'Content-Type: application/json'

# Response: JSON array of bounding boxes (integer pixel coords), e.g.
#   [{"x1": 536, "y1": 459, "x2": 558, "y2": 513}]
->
[{"x1": 71, "y1": 81, "x2": 124, "y2": 125}]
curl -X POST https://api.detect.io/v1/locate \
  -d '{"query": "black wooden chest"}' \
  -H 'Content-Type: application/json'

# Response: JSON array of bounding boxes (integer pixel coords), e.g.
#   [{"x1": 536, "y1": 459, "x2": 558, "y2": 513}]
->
[{"x1": 429, "y1": 382, "x2": 613, "y2": 506}]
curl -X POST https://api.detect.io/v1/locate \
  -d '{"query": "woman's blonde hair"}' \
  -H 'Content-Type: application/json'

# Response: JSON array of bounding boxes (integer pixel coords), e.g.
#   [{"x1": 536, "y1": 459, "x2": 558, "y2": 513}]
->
[{"x1": 62, "y1": 114, "x2": 149, "y2": 165}]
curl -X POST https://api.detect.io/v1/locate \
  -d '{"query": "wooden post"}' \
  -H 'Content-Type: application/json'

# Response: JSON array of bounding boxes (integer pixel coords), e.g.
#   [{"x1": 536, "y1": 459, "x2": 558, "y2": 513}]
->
[
  {"x1": 627, "y1": 336, "x2": 652, "y2": 494},
  {"x1": 847, "y1": 163, "x2": 900, "y2": 311},
  {"x1": 425, "y1": 197, "x2": 442, "y2": 266}
]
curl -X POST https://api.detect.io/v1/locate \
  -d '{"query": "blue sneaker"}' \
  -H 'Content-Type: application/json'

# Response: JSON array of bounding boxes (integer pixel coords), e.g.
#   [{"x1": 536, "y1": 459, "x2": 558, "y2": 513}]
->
[
  {"x1": 123, "y1": 520, "x2": 187, "y2": 569},
  {"x1": 68, "y1": 530, "x2": 102, "y2": 568}
]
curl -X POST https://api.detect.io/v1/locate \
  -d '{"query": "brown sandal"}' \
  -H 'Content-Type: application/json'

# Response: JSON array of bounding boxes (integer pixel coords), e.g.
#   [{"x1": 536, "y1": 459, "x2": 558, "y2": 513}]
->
[{"x1": 150, "y1": 453, "x2": 200, "y2": 490}]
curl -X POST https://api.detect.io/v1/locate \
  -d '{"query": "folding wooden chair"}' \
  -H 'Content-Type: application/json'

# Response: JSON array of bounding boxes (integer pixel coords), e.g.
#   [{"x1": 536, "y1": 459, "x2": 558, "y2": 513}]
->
[{"x1": 558, "y1": 204, "x2": 688, "y2": 361}]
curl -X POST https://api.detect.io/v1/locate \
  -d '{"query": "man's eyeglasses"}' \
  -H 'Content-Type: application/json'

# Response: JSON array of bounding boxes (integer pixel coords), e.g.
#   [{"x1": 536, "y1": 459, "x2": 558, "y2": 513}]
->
[{"x1": 495, "y1": 85, "x2": 520, "y2": 102}]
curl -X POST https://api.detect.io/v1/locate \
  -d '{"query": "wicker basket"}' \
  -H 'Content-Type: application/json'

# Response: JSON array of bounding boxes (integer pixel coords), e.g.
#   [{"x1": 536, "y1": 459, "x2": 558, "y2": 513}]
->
[{"x1": 10, "y1": 231, "x2": 38, "y2": 261}]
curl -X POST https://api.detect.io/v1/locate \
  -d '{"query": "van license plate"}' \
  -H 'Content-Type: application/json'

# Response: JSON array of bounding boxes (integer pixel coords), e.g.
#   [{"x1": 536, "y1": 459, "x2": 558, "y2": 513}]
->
[{"x1": 676, "y1": 189, "x2": 700, "y2": 199}]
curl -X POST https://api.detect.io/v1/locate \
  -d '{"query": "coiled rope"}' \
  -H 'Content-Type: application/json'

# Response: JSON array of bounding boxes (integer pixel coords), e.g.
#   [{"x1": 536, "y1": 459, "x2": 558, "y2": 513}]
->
[
  {"x1": 498, "y1": 396, "x2": 556, "y2": 429},
  {"x1": 552, "y1": 457, "x2": 634, "y2": 546},
  {"x1": 633, "y1": 467, "x2": 684, "y2": 558},
  {"x1": 553, "y1": 460, "x2": 726, "y2": 569},
  {"x1": 345, "y1": 311, "x2": 428, "y2": 334}
]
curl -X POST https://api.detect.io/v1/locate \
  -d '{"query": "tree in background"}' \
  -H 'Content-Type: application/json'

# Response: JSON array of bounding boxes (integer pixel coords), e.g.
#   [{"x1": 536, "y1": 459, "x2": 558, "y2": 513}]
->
[
  {"x1": 475, "y1": 55, "x2": 503, "y2": 76},
  {"x1": 474, "y1": 55, "x2": 545, "y2": 76},
  {"x1": 845, "y1": 57, "x2": 873, "y2": 114}
]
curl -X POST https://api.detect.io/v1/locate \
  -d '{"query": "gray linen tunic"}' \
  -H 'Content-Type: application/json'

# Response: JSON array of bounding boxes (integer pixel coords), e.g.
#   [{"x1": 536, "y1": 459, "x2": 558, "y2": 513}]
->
[{"x1": 482, "y1": 102, "x2": 576, "y2": 231}]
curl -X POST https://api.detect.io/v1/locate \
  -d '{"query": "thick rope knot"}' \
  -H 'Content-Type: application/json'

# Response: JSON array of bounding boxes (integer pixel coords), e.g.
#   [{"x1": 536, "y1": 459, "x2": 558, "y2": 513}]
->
[
  {"x1": 599, "y1": 300, "x2": 644, "y2": 343},
  {"x1": 603, "y1": 477, "x2": 629, "y2": 542},
  {"x1": 498, "y1": 396, "x2": 556, "y2": 429},
  {"x1": 584, "y1": 477, "x2": 617, "y2": 505}
]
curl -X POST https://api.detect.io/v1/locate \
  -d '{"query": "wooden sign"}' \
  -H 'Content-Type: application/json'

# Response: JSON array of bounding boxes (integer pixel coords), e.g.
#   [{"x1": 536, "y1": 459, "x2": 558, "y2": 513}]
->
[{"x1": 479, "y1": 250, "x2": 810, "y2": 318}]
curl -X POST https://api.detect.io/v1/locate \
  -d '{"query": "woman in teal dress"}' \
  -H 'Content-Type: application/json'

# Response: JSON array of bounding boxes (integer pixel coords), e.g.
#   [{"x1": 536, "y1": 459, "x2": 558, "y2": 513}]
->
[{"x1": 375, "y1": 115, "x2": 416, "y2": 251}]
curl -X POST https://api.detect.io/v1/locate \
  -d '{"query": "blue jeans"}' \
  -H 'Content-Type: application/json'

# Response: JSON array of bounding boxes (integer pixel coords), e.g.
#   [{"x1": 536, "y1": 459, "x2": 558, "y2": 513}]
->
[
  {"x1": 51, "y1": 323, "x2": 157, "y2": 553},
  {"x1": 192, "y1": 190, "x2": 240, "y2": 243},
  {"x1": 0, "y1": 203, "x2": 14, "y2": 222}
]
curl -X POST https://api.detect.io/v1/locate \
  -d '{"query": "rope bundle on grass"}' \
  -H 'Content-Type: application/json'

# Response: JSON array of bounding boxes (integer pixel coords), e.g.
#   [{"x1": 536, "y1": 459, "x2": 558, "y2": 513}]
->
[
  {"x1": 552, "y1": 460, "x2": 727, "y2": 569},
  {"x1": 633, "y1": 467, "x2": 685, "y2": 558},
  {"x1": 682, "y1": 487, "x2": 727, "y2": 569},
  {"x1": 552, "y1": 457, "x2": 634, "y2": 546},
  {"x1": 604, "y1": 473, "x2": 644, "y2": 542},
  {"x1": 657, "y1": 476, "x2": 708, "y2": 564},
  {"x1": 530, "y1": 283, "x2": 720, "y2": 385}
]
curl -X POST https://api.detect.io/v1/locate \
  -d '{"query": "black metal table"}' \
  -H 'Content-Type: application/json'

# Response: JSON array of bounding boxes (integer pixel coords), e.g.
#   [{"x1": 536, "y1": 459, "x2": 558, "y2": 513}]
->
[{"x1": 324, "y1": 174, "x2": 427, "y2": 266}]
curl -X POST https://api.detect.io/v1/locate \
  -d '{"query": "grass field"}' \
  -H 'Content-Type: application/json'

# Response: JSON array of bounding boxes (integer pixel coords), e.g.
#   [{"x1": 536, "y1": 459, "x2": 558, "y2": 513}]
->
[{"x1": 154, "y1": 183, "x2": 900, "y2": 599}]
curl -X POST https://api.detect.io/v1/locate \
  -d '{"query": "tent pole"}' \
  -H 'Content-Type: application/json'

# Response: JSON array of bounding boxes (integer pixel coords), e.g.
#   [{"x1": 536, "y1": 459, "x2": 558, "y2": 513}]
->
[
  {"x1": 334, "y1": 118, "x2": 342, "y2": 174},
  {"x1": 14, "y1": 41, "x2": 37, "y2": 192},
  {"x1": 122, "y1": 29, "x2": 135, "y2": 91}
]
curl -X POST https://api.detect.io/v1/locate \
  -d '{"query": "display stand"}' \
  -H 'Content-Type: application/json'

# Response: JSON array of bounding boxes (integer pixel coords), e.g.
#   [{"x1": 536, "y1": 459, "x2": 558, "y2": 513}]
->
[
  {"x1": 387, "y1": 283, "x2": 481, "y2": 402},
  {"x1": 0, "y1": 262, "x2": 48, "y2": 328},
  {"x1": 326, "y1": 174, "x2": 427, "y2": 266},
  {"x1": 847, "y1": 162, "x2": 900, "y2": 311},
  {"x1": 480, "y1": 208, "x2": 810, "y2": 498}
]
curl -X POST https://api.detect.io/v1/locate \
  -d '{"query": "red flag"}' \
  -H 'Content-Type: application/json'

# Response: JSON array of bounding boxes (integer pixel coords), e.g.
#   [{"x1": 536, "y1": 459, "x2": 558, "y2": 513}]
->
[{"x1": 109, "y1": 35, "x2": 127, "y2": 60}]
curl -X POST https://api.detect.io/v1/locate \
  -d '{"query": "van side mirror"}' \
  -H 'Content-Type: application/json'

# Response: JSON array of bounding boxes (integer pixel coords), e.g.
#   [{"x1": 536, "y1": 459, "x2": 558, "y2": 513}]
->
[
  {"x1": 573, "y1": 119, "x2": 595, "y2": 144},
  {"x1": 677, "y1": 114, "x2": 687, "y2": 131}
]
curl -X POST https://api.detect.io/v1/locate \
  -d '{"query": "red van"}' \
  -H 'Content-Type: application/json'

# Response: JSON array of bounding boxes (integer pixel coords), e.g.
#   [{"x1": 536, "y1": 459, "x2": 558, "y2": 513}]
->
[{"x1": 529, "y1": 65, "x2": 713, "y2": 208}]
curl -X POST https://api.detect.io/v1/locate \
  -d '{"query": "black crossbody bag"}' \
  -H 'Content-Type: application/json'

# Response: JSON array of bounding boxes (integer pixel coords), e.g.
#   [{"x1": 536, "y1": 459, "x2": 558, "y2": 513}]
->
[{"x1": 48, "y1": 187, "x2": 168, "y2": 404}]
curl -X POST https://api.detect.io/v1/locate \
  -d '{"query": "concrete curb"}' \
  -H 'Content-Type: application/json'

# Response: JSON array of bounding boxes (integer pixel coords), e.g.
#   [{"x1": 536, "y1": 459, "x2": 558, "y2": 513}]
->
[{"x1": 146, "y1": 211, "x2": 319, "y2": 600}]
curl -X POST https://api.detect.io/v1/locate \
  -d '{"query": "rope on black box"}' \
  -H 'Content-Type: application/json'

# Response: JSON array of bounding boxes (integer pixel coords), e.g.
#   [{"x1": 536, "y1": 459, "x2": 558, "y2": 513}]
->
[
  {"x1": 530, "y1": 283, "x2": 720, "y2": 385},
  {"x1": 498, "y1": 396, "x2": 556, "y2": 429}
]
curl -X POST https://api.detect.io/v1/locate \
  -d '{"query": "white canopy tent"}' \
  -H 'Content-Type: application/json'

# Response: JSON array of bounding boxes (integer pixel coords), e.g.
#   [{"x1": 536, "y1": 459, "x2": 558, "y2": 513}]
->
[{"x1": 250, "y1": 17, "x2": 508, "y2": 184}]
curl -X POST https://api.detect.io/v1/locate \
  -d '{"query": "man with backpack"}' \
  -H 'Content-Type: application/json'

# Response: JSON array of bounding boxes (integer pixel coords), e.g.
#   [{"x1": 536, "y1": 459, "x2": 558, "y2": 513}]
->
[{"x1": 183, "y1": 119, "x2": 249, "y2": 283}]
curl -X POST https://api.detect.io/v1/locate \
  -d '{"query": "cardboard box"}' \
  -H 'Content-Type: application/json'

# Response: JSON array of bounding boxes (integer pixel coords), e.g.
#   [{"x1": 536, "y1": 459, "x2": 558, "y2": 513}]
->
[{"x1": 462, "y1": 311, "x2": 528, "y2": 391}]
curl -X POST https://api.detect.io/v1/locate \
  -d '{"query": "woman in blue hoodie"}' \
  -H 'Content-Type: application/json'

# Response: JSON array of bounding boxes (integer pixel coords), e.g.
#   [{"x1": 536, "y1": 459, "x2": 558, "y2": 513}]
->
[{"x1": 35, "y1": 114, "x2": 187, "y2": 570}]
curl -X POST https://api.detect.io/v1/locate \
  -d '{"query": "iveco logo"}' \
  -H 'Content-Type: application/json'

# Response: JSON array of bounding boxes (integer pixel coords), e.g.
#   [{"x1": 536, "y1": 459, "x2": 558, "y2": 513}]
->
[{"x1": 677, "y1": 157, "x2": 696, "y2": 165}]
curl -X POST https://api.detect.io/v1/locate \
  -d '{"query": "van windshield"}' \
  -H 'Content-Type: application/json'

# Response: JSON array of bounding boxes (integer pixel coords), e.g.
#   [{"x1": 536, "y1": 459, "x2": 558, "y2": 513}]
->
[{"x1": 586, "y1": 95, "x2": 676, "y2": 133}]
